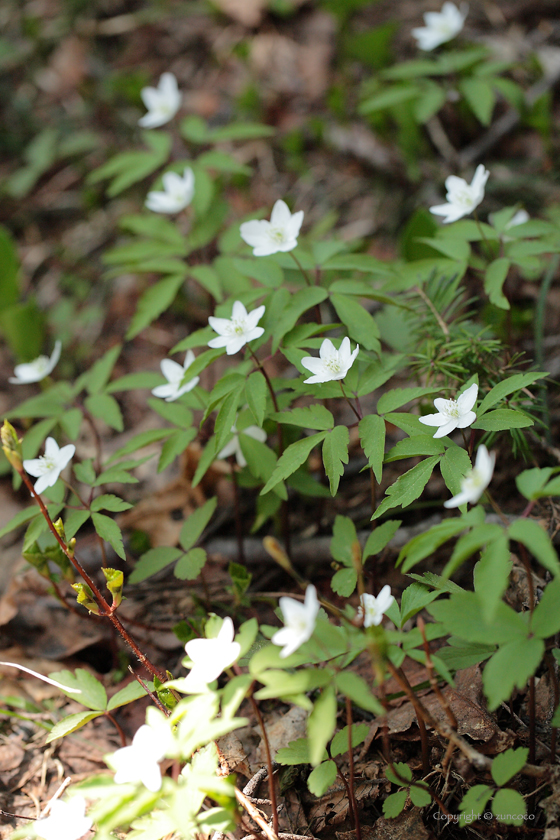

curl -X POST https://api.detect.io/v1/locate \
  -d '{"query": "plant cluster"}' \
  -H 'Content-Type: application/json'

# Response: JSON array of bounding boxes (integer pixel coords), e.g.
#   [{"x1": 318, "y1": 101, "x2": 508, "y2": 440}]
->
[{"x1": 2, "y1": 3, "x2": 560, "y2": 838}]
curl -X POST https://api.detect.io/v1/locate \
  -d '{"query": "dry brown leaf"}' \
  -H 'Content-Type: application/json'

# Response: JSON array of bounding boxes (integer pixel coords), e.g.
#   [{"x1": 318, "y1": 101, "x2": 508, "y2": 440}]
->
[{"x1": 213, "y1": 0, "x2": 267, "y2": 27}]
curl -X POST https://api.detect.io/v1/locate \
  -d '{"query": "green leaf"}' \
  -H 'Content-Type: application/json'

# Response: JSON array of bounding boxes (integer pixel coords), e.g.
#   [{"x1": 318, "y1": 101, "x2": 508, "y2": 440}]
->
[
  {"x1": 473, "y1": 408, "x2": 532, "y2": 431},
  {"x1": 531, "y1": 576, "x2": 560, "y2": 638},
  {"x1": 474, "y1": 535, "x2": 511, "y2": 621},
  {"x1": 233, "y1": 257, "x2": 283, "y2": 289},
  {"x1": 91, "y1": 494, "x2": 132, "y2": 513},
  {"x1": 322, "y1": 425, "x2": 349, "y2": 495},
  {"x1": 491, "y1": 787, "x2": 527, "y2": 825},
  {"x1": 126, "y1": 275, "x2": 185, "y2": 339},
  {"x1": 508, "y1": 518, "x2": 560, "y2": 576},
  {"x1": 485, "y1": 258, "x2": 510, "y2": 309},
  {"x1": 334, "y1": 672, "x2": 384, "y2": 714},
  {"x1": 359, "y1": 414, "x2": 385, "y2": 483},
  {"x1": 261, "y1": 432, "x2": 328, "y2": 495},
  {"x1": 491, "y1": 748, "x2": 529, "y2": 787},
  {"x1": 443, "y1": 523, "x2": 504, "y2": 579},
  {"x1": 428, "y1": 592, "x2": 528, "y2": 646},
  {"x1": 360, "y1": 85, "x2": 417, "y2": 114},
  {"x1": 106, "y1": 371, "x2": 164, "y2": 393},
  {"x1": 307, "y1": 761, "x2": 337, "y2": 796},
  {"x1": 89, "y1": 130, "x2": 172, "y2": 196},
  {"x1": 189, "y1": 265, "x2": 222, "y2": 301},
  {"x1": 477, "y1": 372, "x2": 547, "y2": 415},
  {"x1": 410, "y1": 784, "x2": 431, "y2": 808},
  {"x1": 46, "y1": 711, "x2": 103, "y2": 743},
  {"x1": 0, "y1": 506, "x2": 41, "y2": 540},
  {"x1": 174, "y1": 547, "x2": 207, "y2": 580},
  {"x1": 330, "y1": 515, "x2": 359, "y2": 567},
  {"x1": 363, "y1": 519, "x2": 401, "y2": 561},
  {"x1": 85, "y1": 344, "x2": 122, "y2": 395},
  {"x1": 111, "y1": 428, "x2": 172, "y2": 459},
  {"x1": 416, "y1": 237, "x2": 470, "y2": 261},
  {"x1": 382, "y1": 790, "x2": 408, "y2": 818},
  {"x1": 400, "y1": 583, "x2": 440, "y2": 625},
  {"x1": 323, "y1": 253, "x2": 390, "y2": 275},
  {"x1": 148, "y1": 399, "x2": 193, "y2": 428},
  {"x1": 440, "y1": 444, "x2": 472, "y2": 499},
  {"x1": 459, "y1": 785, "x2": 493, "y2": 824},
  {"x1": 128, "y1": 547, "x2": 182, "y2": 584},
  {"x1": 0, "y1": 225, "x2": 20, "y2": 307},
  {"x1": 214, "y1": 390, "x2": 242, "y2": 453},
  {"x1": 308, "y1": 686, "x2": 337, "y2": 766},
  {"x1": 64, "y1": 509, "x2": 91, "y2": 540},
  {"x1": 91, "y1": 513, "x2": 125, "y2": 561},
  {"x1": 384, "y1": 435, "x2": 445, "y2": 462},
  {"x1": 245, "y1": 371, "x2": 267, "y2": 427},
  {"x1": 158, "y1": 428, "x2": 197, "y2": 472},
  {"x1": 48, "y1": 668, "x2": 107, "y2": 710},
  {"x1": 515, "y1": 467, "x2": 554, "y2": 501},
  {"x1": 399, "y1": 508, "x2": 484, "y2": 572},
  {"x1": 459, "y1": 77, "x2": 495, "y2": 125},
  {"x1": 331, "y1": 568, "x2": 357, "y2": 597},
  {"x1": 272, "y1": 287, "x2": 328, "y2": 351},
  {"x1": 179, "y1": 497, "x2": 218, "y2": 551},
  {"x1": 483, "y1": 636, "x2": 544, "y2": 710},
  {"x1": 372, "y1": 455, "x2": 441, "y2": 520},
  {"x1": 414, "y1": 82, "x2": 447, "y2": 122},
  {"x1": 107, "y1": 680, "x2": 154, "y2": 711},
  {"x1": 330, "y1": 723, "x2": 369, "y2": 758},
  {"x1": 272, "y1": 405, "x2": 334, "y2": 431},
  {"x1": 377, "y1": 387, "x2": 438, "y2": 415},
  {"x1": 276, "y1": 737, "x2": 313, "y2": 765},
  {"x1": 330, "y1": 293, "x2": 380, "y2": 352},
  {"x1": 84, "y1": 393, "x2": 124, "y2": 432}
]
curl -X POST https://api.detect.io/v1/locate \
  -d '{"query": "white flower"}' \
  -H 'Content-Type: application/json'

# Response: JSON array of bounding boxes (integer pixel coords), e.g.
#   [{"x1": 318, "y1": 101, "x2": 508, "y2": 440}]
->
[
  {"x1": 35, "y1": 796, "x2": 92, "y2": 840},
  {"x1": 110, "y1": 718, "x2": 172, "y2": 792},
  {"x1": 444, "y1": 444, "x2": 495, "y2": 508},
  {"x1": 183, "y1": 617, "x2": 241, "y2": 692},
  {"x1": 301, "y1": 337, "x2": 359, "y2": 384},
  {"x1": 23, "y1": 437, "x2": 75, "y2": 495},
  {"x1": 412, "y1": 2, "x2": 468, "y2": 51},
  {"x1": 217, "y1": 425, "x2": 267, "y2": 468},
  {"x1": 9, "y1": 341, "x2": 61, "y2": 384},
  {"x1": 208, "y1": 300, "x2": 266, "y2": 355},
  {"x1": 358, "y1": 586, "x2": 394, "y2": 628},
  {"x1": 145, "y1": 168, "x2": 195, "y2": 214},
  {"x1": 151, "y1": 351, "x2": 199, "y2": 402},
  {"x1": 139, "y1": 72, "x2": 181, "y2": 128},
  {"x1": 430, "y1": 164, "x2": 489, "y2": 224},
  {"x1": 240, "y1": 199, "x2": 304, "y2": 256},
  {"x1": 503, "y1": 209, "x2": 530, "y2": 241},
  {"x1": 272, "y1": 584, "x2": 320, "y2": 659},
  {"x1": 419, "y1": 382, "x2": 478, "y2": 439}
]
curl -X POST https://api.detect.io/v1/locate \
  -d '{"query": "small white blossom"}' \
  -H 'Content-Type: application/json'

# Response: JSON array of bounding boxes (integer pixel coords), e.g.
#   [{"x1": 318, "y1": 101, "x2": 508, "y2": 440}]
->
[
  {"x1": 151, "y1": 351, "x2": 199, "y2": 402},
  {"x1": 272, "y1": 584, "x2": 320, "y2": 659},
  {"x1": 208, "y1": 300, "x2": 265, "y2": 355},
  {"x1": 358, "y1": 586, "x2": 394, "y2": 628},
  {"x1": 503, "y1": 209, "x2": 530, "y2": 241},
  {"x1": 139, "y1": 72, "x2": 181, "y2": 128},
  {"x1": 301, "y1": 337, "x2": 359, "y2": 384},
  {"x1": 35, "y1": 797, "x2": 92, "y2": 840},
  {"x1": 23, "y1": 437, "x2": 75, "y2": 495},
  {"x1": 419, "y1": 382, "x2": 478, "y2": 439},
  {"x1": 145, "y1": 168, "x2": 195, "y2": 214},
  {"x1": 240, "y1": 199, "x2": 304, "y2": 256},
  {"x1": 183, "y1": 617, "x2": 241, "y2": 692},
  {"x1": 110, "y1": 717, "x2": 172, "y2": 792},
  {"x1": 444, "y1": 444, "x2": 495, "y2": 508},
  {"x1": 9, "y1": 341, "x2": 61, "y2": 384},
  {"x1": 430, "y1": 164, "x2": 489, "y2": 224},
  {"x1": 412, "y1": 2, "x2": 468, "y2": 51},
  {"x1": 217, "y1": 425, "x2": 267, "y2": 468}
]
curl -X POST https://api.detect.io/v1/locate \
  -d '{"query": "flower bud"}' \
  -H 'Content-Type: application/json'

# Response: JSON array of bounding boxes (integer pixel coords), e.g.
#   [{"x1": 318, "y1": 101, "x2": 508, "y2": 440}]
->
[{"x1": 1, "y1": 420, "x2": 23, "y2": 471}]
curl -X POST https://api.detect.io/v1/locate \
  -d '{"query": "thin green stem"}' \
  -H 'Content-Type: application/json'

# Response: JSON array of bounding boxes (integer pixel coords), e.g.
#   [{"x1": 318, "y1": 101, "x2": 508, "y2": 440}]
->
[
  {"x1": 473, "y1": 209, "x2": 494, "y2": 263},
  {"x1": 289, "y1": 251, "x2": 312, "y2": 286}
]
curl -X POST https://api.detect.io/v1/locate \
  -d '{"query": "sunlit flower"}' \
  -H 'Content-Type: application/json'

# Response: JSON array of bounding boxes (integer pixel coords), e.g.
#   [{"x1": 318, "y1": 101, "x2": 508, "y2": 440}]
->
[
  {"x1": 430, "y1": 164, "x2": 489, "y2": 224},
  {"x1": 145, "y1": 168, "x2": 195, "y2": 214},
  {"x1": 217, "y1": 425, "x2": 267, "y2": 468},
  {"x1": 301, "y1": 337, "x2": 359, "y2": 384},
  {"x1": 208, "y1": 300, "x2": 266, "y2": 355},
  {"x1": 23, "y1": 437, "x2": 75, "y2": 495},
  {"x1": 240, "y1": 200, "x2": 304, "y2": 256},
  {"x1": 110, "y1": 717, "x2": 172, "y2": 792},
  {"x1": 151, "y1": 351, "x2": 199, "y2": 402},
  {"x1": 35, "y1": 797, "x2": 92, "y2": 840},
  {"x1": 444, "y1": 444, "x2": 495, "y2": 508},
  {"x1": 412, "y1": 2, "x2": 468, "y2": 51},
  {"x1": 9, "y1": 341, "x2": 61, "y2": 384},
  {"x1": 419, "y1": 382, "x2": 477, "y2": 439},
  {"x1": 139, "y1": 72, "x2": 181, "y2": 128},
  {"x1": 183, "y1": 617, "x2": 241, "y2": 692},
  {"x1": 358, "y1": 586, "x2": 394, "y2": 628},
  {"x1": 272, "y1": 584, "x2": 320, "y2": 659}
]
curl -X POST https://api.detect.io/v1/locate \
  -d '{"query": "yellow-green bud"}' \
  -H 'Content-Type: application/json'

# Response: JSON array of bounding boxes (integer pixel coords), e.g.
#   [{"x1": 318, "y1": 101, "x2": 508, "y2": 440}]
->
[
  {"x1": 102, "y1": 567, "x2": 123, "y2": 608},
  {"x1": 72, "y1": 582, "x2": 101, "y2": 615},
  {"x1": 1, "y1": 420, "x2": 23, "y2": 471}
]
